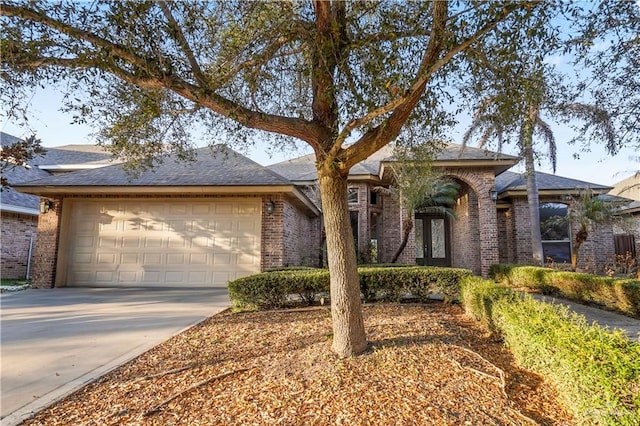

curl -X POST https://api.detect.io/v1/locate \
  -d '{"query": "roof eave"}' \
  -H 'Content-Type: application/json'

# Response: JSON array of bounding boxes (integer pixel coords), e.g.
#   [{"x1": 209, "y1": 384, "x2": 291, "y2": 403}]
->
[
  {"x1": 13, "y1": 184, "x2": 321, "y2": 216},
  {"x1": 498, "y1": 187, "x2": 613, "y2": 199},
  {"x1": 14, "y1": 184, "x2": 296, "y2": 195},
  {"x1": 0, "y1": 204, "x2": 39, "y2": 215}
]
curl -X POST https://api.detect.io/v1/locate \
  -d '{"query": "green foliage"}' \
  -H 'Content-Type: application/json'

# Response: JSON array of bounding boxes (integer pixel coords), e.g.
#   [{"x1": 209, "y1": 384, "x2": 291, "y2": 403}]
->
[
  {"x1": 490, "y1": 264, "x2": 640, "y2": 318},
  {"x1": 228, "y1": 266, "x2": 472, "y2": 310},
  {"x1": 461, "y1": 277, "x2": 640, "y2": 425},
  {"x1": 228, "y1": 269, "x2": 330, "y2": 311},
  {"x1": 459, "y1": 276, "x2": 515, "y2": 334}
]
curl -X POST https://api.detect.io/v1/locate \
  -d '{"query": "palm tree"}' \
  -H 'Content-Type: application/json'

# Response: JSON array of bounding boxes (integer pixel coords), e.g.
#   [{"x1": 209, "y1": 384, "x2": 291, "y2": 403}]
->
[
  {"x1": 463, "y1": 65, "x2": 616, "y2": 266},
  {"x1": 568, "y1": 188, "x2": 620, "y2": 271}
]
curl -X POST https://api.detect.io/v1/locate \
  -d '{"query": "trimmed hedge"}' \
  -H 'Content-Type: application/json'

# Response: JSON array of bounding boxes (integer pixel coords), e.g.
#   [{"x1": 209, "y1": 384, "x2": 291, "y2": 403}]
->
[
  {"x1": 228, "y1": 266, "x2": 472, "y2": 310},
  {"x1": 490, "y1": 264, "x2": 640, "y2": 318},
  {"x1": 461, "y1": 276, "x2": 640, "y2": 425}
]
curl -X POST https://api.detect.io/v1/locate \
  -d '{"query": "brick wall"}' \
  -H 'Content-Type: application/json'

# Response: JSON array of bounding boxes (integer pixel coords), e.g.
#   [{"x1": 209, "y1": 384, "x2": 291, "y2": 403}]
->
[
  {"x1": 282, "y1": 200, "x2": 322, "y2": 267},
  {"x1": 261, "y1": 195, "x2": 322, "y2": 270},
  {"x1": 381, "y1": 188, "x2": 403, "y2": 263},
  {"x1": 574, "y1": 217, "x2": 616, "y2": 273},
  {"x1": 443, "y1": 168, "x2": 498, "y2": 276},
  {"x1": 497, "y1": 208, "x2": 515, "y2": 263},
  {"x1": 261, "y1": 196, "x2": 285, "y2": 270},
  {"x1": 30, "y1": 198, "x2": 62, "y2": 288},
  {"x1": 510, "y1": 198, "x2": 534, "y2": 263},
  {"x1": 451, "y1": 187, "x2": 481, "y2": 274},
  {"x1": 1, "y1": 211, "x2": 38, "y2": 279}
]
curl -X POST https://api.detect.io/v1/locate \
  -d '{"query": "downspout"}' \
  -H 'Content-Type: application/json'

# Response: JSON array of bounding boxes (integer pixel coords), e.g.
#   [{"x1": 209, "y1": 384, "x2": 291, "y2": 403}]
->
[{"x1": 26, "y1": 234, "x2": 34, "y2": 280}]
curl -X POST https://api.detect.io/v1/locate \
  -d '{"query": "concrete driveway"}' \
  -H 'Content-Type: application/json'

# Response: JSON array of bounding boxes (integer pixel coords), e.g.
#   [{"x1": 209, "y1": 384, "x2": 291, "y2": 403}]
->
[{"x1": 0, "y1": 287, "x2": 230, "y2": 425}]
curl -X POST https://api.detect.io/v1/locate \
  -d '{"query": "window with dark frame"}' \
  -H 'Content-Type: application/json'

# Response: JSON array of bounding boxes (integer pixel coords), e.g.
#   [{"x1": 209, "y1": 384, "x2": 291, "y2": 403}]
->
[{"x1": 539, "y1": 202, "x2": 571, "y2": 264}]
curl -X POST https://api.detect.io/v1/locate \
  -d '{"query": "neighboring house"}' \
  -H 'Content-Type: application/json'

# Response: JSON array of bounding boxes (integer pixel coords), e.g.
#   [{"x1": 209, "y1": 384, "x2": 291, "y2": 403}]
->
[
  {"x1": 0, "y1": 132, "x2": 115, "y2": 280},
  {"x1": 608, "y1": 172, "x2": 640, "y2": 263},
  {"x1": 13, "y1": 141, "x2": 622, "y2": 289},
  {"x1": 1, "y1": 133, "x2": 47, "y2": 279}
]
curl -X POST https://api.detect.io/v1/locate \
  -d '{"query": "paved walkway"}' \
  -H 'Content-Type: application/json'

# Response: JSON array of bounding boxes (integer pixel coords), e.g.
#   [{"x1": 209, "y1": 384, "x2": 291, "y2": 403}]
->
[
  {"x1": 530, "y1": 294, "x2": 640, "y2": 342},
  {"x1": 1, "y1": 287, "x2": 231, "y2": 426}
]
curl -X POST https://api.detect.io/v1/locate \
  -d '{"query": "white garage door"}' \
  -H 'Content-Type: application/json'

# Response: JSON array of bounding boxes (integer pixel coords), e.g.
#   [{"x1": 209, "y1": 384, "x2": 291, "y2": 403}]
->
[{"x1": 61, "y1": 198, "x2": 261, "y2": 287}]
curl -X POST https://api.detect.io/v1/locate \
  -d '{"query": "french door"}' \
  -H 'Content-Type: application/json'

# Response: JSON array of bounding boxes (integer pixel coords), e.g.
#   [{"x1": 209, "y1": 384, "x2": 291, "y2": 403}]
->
[{"x1": 415, "y1": 214, "x2": 451, "y2": 267}]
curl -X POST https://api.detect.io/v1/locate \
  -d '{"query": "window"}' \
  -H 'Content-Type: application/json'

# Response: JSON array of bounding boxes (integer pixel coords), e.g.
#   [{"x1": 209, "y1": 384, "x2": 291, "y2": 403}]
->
[
  {"x1": 350, "y1": 211, "x2": 359, "y2": 249},
  {"x1": 369, "y1": 212, "x2": 381, "y2": 263},
  {"x1": 347, "y1": 188, "x2": 359, "y2": 204},
  {"x1": 370, "y1": 191, "x2": 379, "y2": 206},
  {"x1": 539, "y1": 203, "x2": 571, "y2": 264}
]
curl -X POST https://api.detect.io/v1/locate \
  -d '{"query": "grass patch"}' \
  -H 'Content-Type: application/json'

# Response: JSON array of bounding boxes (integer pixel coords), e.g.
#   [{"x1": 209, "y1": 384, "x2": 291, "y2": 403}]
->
[{"x1": 1, "y1": 278, "x2": 29, "y2": 286}]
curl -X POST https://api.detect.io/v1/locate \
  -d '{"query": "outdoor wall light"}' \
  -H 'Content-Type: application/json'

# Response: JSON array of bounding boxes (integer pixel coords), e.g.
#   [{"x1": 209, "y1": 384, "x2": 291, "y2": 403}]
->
[
  {"x1": 489, "y1": 189, "x2": 498, "y2": 202},
  {"x1": 265, "y1": 200, "x2": 275, "y2": 216},
  {"x1": 39, "y1": 199, "x2": 55, "y2": 214}
]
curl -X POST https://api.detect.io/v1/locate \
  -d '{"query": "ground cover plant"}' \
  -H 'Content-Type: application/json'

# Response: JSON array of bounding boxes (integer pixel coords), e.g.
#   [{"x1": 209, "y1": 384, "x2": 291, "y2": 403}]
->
[
  {"x1": 22, "y1": 303, "x2": 573, "y2": 425},
  {"x1": 461, "y1": 276, "x2": 640, "y2": 425},
  {"x1": 490, "y1": 264, "x2": 640, "y2": 318}
]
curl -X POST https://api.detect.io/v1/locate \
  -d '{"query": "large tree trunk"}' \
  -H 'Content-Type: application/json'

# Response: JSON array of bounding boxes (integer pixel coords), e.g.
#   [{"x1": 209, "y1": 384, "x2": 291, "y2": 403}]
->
[
  {"x1": 318, "y1": 168, "x2": 367, "y2": 358},
  {"x1": 522, "y1": 111, "x2": 544, "y2": 266}
]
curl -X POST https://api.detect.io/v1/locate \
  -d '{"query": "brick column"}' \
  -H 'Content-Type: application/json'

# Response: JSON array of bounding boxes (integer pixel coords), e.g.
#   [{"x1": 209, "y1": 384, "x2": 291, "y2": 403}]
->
[
  {"x1": 478, "y1": 195, "x2": 500, "y2": 277},
  {"x1": 261, "y1": 196, "x2": 284, "y2": 270},
  {"x1": 31, "y1": 198, "x2": 62, "y2": 288}
]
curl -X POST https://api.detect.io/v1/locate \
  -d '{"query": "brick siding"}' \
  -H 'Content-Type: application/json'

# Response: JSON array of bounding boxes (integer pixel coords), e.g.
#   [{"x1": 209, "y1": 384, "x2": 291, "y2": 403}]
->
[
  {"x1": 30, "y1": 198, "x2": 62, "y2": 288},
  {"x1": 1, "y1": 211, "x2": 38, "y2": 279},
  {"x1": 443, "y1": 167, "x2": 499, "y2": 276}
]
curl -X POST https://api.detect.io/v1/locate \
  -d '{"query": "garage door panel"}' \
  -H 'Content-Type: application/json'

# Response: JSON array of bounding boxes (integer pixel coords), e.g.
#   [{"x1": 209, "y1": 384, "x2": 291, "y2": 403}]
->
[
  {"x1": 120, "y1": 253, "x2": 139, "y2": 264},
  {"x1": 64, "y1": 198, "x2": 261, "y2": 287}
]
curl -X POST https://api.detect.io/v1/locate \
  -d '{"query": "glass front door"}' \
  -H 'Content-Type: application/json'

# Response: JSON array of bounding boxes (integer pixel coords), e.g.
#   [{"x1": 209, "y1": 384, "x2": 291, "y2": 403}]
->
[{"x1": 415, "y1": 214, "x2": 451, "y2": 267}]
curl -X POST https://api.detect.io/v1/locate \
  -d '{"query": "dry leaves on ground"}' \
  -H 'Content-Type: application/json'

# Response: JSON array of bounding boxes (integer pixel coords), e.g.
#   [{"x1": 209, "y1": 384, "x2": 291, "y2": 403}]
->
[{"x1": 23, "y1": 303, "x2": 574, "y2": 425}]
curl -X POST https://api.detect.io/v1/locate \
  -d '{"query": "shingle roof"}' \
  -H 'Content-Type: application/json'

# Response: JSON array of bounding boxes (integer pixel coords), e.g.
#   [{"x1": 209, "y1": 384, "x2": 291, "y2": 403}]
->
[
  {"x1": 0, "y1": 131, "x2": 23, "y2": 147},
  {"x1": 496, "y1": 171, "x2": 612, "y2": 193},
  {"x1": 268, "y1": 143, "x2": 519, "y2": 182},
  {"x1": 1, "y1": 186, "x2": 40, "y2": 211},
  {"x1": 32, "y1": 145, "x2": 114, "y2": 166},
  {"x1": 1, "y1": 133, "x2": 50, "y2": 212},
  {"x1": 15, "y1": 146, "x2": 291, "y2": 187}
]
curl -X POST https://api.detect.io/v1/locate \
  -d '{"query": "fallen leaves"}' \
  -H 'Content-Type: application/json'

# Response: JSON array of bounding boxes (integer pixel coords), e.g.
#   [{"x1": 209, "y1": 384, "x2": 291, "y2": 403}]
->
[{"x1": 22, "y1": 303, "x2": 574, "y2": 425}]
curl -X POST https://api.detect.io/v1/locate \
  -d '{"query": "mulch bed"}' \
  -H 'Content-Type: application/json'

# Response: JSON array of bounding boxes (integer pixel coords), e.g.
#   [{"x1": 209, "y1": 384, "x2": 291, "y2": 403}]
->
[{"x1": 23, "y1": 303, "x2": 574, "y2": 425}]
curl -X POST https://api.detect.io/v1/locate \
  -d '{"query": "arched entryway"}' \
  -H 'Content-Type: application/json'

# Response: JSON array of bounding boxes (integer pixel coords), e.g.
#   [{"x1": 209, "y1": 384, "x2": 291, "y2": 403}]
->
[{"x1": 416, "y1": 168, "x2": 499, "y2": 276}]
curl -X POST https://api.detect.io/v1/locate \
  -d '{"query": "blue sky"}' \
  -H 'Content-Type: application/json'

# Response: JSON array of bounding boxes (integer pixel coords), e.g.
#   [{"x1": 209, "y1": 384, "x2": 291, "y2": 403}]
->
[{"x1": 2, "y1": 87, "x2": 637, "y2": 186}]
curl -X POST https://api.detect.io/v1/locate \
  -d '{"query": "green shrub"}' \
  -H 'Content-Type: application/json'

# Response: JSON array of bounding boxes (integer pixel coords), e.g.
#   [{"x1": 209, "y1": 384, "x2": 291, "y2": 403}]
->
[
  {"x1": 228, "y1": 269, "x2": 330, "y2": 311},
  {"x1": 462, "y1": 277, "x2": 640, "y2": 425},
  {"x1": 460, "y1": 276, "x2": 514, "y2": 334},
  {"x1": 490, "y1": 264, "x2": 640, "y2": 318},
  {"x1": 228, "y1": 266, "x2": 472, "y2": 310}
]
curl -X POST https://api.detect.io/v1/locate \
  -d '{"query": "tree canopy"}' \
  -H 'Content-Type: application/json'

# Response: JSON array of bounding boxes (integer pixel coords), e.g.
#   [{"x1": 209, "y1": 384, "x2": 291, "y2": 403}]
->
[{"x1": 2, "y1": 0, "x2": 636, "y2": 357}]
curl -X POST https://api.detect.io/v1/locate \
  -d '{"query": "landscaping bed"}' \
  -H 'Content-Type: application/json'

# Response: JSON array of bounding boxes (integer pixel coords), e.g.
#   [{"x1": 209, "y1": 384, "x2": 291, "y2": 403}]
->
[{"x1": 22, "y1": 303, "x2": 573, "y2": 425}]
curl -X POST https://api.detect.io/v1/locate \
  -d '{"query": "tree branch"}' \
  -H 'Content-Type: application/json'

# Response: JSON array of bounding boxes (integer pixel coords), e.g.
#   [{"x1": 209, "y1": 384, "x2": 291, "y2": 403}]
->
[
  {"x1": 157, "y1": 1, "x2": 207, "y2": 86},
  {"x1": 1, "y1": 3, "x2": 323, "y2": 145},
  {"x1": 311, "y1": 0, "x2": 339, "y2": 143},
  {"x1": 340, "y1": 2, "x2": 528, "y2": 168},
  {"x1": 0, "y1": 4, "x2": 158, "y2": 75}
]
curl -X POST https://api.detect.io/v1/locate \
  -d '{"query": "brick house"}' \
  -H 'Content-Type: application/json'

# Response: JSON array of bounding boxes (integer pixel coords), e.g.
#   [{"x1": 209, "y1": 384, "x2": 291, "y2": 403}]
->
[
  {"x1": 13, "y1": 142, "x2": 623, "y2": 288},
  {"x1": 1, "y1": 132, "x2": 45, "y2": 279}
]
